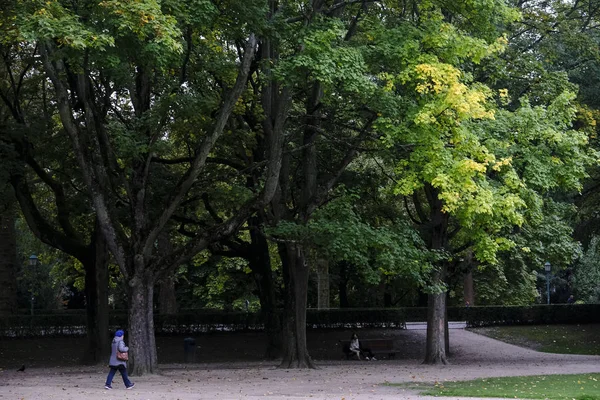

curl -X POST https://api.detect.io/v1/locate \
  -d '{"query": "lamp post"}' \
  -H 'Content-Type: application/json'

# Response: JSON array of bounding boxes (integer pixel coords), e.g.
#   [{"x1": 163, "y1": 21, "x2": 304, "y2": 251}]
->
[
  {"x1": 28, "y1": 255, "x2": 38, "y2": 316},
  {"x1": 544, "y1": 261, "x2": 551, "y2": 305}
]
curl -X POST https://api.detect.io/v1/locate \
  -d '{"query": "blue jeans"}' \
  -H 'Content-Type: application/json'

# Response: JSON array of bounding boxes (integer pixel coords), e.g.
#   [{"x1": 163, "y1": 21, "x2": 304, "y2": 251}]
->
[{"x1": 105, "y1": 365, "x2": 132, "y2": 387}]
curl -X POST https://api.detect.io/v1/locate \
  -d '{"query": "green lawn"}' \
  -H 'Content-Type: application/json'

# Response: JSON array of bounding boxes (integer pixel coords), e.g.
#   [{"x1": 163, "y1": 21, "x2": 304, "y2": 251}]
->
[
  {"x1": 411, "y1": 373, "x2": 600, "y2": 399},
  {"x1": 469, "y1": 324, "x2": 600, "y2": 355}
]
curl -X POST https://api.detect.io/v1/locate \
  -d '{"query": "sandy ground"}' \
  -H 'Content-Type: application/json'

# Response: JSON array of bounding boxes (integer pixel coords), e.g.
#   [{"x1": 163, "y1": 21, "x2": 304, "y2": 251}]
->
[{"x1": 1, "y1": 327, "x2": 600, "y2": 400}]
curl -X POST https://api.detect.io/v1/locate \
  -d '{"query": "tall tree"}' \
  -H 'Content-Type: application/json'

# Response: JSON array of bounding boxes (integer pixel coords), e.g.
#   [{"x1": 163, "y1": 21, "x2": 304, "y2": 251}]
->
[
  {"x1": 11, "y1": 0, "x2": 287, "y2": 374},
  {"x1": 371, "y1": 1, "x2": 596, "y2": 363}
]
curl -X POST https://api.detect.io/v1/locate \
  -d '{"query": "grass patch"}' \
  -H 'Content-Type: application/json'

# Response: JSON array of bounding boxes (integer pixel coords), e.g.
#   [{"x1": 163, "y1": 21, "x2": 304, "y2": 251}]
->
[
  {"x1": 469, "y1": 324, "x2": 600, "y2": 355},
  {"x1": 396, "y1": 374, "x2": 600, "y2": 399}
]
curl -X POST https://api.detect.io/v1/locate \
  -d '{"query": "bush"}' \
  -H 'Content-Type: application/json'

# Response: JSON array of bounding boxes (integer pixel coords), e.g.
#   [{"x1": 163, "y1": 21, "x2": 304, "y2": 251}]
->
[
  {"x1": 3, "y1": 305, "x2": 597, "y2": 337},
  {"x1": 0, "y1": 314, "x2": 87, "y2": 337},
  {"x1": 306, "y1": 308, "x2": 410, "y2": 328},
  {"x1": 462, "y1": 304, "x2": 600, "y2": 327}
]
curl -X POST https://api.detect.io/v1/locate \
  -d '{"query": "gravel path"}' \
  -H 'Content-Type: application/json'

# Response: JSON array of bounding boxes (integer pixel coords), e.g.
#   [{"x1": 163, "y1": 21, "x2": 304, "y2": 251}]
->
[{"x1": 1, "y1": 328, "x2": 599, "y2": 400}]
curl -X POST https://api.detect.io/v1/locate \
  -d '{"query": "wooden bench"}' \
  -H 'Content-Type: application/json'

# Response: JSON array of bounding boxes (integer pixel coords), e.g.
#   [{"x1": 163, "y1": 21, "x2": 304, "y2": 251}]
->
[{"x1": 340, "y1": 338, "x2": 396, "y2": 359}]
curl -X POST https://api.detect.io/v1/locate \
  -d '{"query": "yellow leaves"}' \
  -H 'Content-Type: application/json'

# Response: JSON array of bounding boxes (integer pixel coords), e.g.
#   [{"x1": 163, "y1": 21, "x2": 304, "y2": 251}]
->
[
  {"x1": 414, "y1": 111, "x2": 437, "y2": 125},
  {"x1": 492, "y1": 157, "x2": 512, "y2": 171},
  {"x1": 459, "y1": 159, "x2": 486, "y2": 174},
  {"x1": 457, "y1": 89, "x2": 495, "y2": 120},
  {"x1": 408, "y1": 62, "x2": 494, "y2": 126},
  {"x1": 414, "y1": 63, "x2": 459, "y2": 95},
  {"x1": 499, "y1": 88, "x2": 510, "y2": 105},
  {"x1": 496, "y1": 34, "x2": 509, "y2": 47}
]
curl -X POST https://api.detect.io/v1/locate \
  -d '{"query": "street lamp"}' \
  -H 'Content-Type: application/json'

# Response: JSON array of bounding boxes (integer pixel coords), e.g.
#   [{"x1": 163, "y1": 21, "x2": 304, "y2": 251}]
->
[
  {"x1": 28, "y1": 255, "x2": 38, "y2": 316},
  {"x1": 544, "y1": 261, "x2": 551, "y2": 305}
]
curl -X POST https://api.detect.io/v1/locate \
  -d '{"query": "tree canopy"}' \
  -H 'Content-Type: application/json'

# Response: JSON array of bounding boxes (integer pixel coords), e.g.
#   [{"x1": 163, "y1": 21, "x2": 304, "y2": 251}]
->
[{"x1": 1, "y1": 0, "x2": 599, "y2": 372}]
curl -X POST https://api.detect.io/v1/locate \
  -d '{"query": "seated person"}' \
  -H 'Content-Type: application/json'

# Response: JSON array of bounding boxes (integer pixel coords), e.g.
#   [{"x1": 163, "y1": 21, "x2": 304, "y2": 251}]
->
[{"x1": 344, "y1": 333, "x2": 376, "y2": 360}]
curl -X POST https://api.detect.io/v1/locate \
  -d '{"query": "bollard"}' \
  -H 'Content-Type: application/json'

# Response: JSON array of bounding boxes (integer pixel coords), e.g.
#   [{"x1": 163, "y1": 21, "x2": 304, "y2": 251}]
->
[{"x1": 183, "y1": 337, "x2": 196, "y2": 363}]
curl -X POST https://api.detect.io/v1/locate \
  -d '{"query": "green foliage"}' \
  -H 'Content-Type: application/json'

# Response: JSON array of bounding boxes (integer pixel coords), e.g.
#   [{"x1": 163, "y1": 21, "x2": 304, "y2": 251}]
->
[
  {"x1": 270, "y1": 193, "x2": 431, "y2": 285},
  {"x1": 18, "y1": 1, "x2": 114, "y2": 50},
  {"x1": 473, "y1": 199, "x2": 582, "y2": 305},
  {"x1": 389, "y1": 88, "x2": 595, "y2": 264},
  {"x1": 4, "y1": 0, "x2": 600, "y2": 359},
  {"x1": 472, "y1": 263, "x2": 538, "y2": 306},
  {"x1": 573, "y1": 236, "x2": 600, "y2": 303},
  {"x1": 275, "y1": 19, "x2": 375, "y2": 94}
]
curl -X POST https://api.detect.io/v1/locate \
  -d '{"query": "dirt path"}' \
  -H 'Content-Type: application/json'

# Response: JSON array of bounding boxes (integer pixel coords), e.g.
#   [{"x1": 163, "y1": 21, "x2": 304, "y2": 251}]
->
[{"x1": 1, "y1": 328, "x2": 599, "y2": 400}]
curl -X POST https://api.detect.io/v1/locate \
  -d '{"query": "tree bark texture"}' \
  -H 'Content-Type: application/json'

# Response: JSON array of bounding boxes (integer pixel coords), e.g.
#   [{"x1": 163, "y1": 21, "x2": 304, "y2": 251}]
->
[
  {"x1": 0, "y1": 208, "x2": 18, "y2": 316},
  {"x1": 279, "y1": 244, "x2": 315, "y2": 368},
  {"x1": 128, "y1": 270, "x2": 158, "y2": 375},
  {"x1": 82, "y1": 223, "x2": 110, "y2": 364},
  {"x1": 425, "y1": 285, "x2": 448, "y2": 364},
  {"x1": 423, "y1": 184, "x2": 449, "y2": 365}
]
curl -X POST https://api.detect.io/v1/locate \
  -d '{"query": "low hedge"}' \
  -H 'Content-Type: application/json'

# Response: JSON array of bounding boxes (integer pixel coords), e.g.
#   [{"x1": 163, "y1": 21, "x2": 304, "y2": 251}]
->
[
  {"x1": 2, "y1": 305, "x2": 598, "y2": 337},
  {"x1": 0, "y1": 309, "x2": 409, "y2": 337},
  {"x1": 462, "y1": 304, "x2": 600, "y2": 327},
  {"x1": 0, "y1": 314, "x2": 88, "y2": 337},
  {"x1": 306, "y1": 308, "x2": 409, "y2": 328}
]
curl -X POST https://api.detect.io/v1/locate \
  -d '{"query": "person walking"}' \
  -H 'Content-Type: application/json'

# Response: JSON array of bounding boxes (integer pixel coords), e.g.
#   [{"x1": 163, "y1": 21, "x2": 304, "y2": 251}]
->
[{"x1": 105, "y1": 329, "x2": 135, "y2": 390}]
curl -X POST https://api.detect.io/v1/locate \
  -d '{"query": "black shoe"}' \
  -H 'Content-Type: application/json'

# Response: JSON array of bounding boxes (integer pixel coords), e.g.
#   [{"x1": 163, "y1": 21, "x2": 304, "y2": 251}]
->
[{"x1": 126, "y1": 383, "x2": 135, "y2": 390}]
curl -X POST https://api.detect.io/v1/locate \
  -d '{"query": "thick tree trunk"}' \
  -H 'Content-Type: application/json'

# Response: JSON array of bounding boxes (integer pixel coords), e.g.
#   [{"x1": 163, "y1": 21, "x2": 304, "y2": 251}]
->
[
  {"x1": 82, "y1": 223, "x2": 110, "y2": 364},
  {"x1": 423, "y1": 185, "x2": 449, "y2": 365},
  {"x1": 425, "y1": 279, "x2": 448, "y2": 364},
  {"x1": 279, "y1": 244, "x2": 315, "y2": 369},
  {"x1": 0, "y1": 209, "x2": 18, "y2": 316},
  {"x1": 316, "y1": 257, "x2": 329, "y2": 309},
  {"x1": 128, "y1": 270, "x2": 158, "y2": 375}
]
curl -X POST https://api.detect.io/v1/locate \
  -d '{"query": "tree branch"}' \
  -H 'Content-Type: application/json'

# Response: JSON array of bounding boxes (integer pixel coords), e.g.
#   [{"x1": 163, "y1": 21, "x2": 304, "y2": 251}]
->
[
  {"x1": 142, "y1": 34, "x2": 258, "y2": 260},
  {"x1": 11, "y1": 173, "x2": 87, "y2": 260},
  {"x1": 41, "y1": 43, "x2": 129, "y2": 273}
]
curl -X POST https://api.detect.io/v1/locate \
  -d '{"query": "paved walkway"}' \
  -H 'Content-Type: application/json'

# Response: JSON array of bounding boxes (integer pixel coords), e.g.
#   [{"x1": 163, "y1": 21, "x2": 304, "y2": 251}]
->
[{"x1": 1, "y1": 328, "x2": 599, "y2": 399}]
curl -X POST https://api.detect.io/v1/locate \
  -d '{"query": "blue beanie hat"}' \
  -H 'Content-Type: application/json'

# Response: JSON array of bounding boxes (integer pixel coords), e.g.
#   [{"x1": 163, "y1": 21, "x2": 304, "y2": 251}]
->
[{"x1": 115, "y1": 330, "x2": 124, "y2": 337}]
